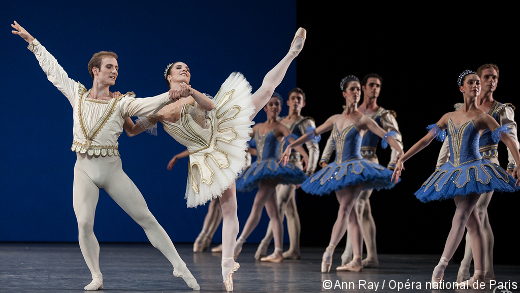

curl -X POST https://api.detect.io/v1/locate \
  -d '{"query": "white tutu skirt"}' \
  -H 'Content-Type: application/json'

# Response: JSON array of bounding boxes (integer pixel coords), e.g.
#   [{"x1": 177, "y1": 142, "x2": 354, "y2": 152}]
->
[{"x1": 162, "y1": 73, "x2": 255, "y2": 207}]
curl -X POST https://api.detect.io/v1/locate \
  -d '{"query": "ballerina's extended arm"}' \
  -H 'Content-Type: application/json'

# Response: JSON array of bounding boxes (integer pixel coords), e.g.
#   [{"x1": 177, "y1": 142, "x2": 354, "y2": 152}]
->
[
  {"x1": 391, "y1": 114, "x2": 450, "y2": 183},
  {"x1": 280, "y1": 115, "x2": 335, "y2": 167}
]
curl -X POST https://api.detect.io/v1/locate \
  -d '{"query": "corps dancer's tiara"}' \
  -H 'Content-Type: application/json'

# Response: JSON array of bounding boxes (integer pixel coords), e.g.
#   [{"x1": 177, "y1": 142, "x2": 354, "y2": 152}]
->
[
  {"x1": 457, "y1": 70, "x2": 476, "y2": 86},
  {"x1": 272, "y1": 92, "x2": 283, "y2": 103},
  {"x1": 164, "y1": 63, "x2": 174, "y2": 78},
  {"x1": 340, "y1": 75, "x2": 360, "y2": 91}
]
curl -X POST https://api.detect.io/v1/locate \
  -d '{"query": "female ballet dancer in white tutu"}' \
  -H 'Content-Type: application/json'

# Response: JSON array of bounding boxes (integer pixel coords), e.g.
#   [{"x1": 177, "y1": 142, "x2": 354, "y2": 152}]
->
[
  {"x1": 280, "y1": 75, "x2": 403, "y2": 273},
  {"x1": 391, "y1": 70, "x2": 520, "y2": 289},
  {"x1": 128, "y1": 27, "x2": 306, "y2": 291}
]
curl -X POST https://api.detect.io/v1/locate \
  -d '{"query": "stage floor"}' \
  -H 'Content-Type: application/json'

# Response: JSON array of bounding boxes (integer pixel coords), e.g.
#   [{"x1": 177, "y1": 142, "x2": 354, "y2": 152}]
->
[{"x1": 1, "y1": 243, "x2": 518, "y2": 292}]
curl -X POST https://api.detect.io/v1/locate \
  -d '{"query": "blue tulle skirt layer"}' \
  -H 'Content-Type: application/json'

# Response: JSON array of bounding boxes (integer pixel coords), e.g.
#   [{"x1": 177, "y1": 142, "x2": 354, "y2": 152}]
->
[
  {"x1": 301, "y1": 158, "x2": 398, "y2": 196},
  {"x1": 236, "y1": 159, "x2": 307, "y2": 192},
  {"x1": 415, "y1": 158, "x2": 519, "y2": 202}
]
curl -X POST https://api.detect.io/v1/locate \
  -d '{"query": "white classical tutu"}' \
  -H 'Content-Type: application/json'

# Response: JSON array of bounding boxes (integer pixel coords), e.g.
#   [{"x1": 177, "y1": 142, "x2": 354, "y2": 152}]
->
[{"x1": 162, "y1": 73, "x2": 255, "y2": 207}]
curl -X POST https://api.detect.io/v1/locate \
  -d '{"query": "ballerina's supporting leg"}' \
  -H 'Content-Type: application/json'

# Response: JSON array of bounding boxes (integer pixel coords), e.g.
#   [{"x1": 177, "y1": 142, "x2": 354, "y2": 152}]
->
[
  {"x1": 335, "y1": 186, "x2": 364, "y2": 272},
  {"x1": 458, "y1": 191, "x2": 494, "y2": 282},
  {"x1": 432, "y1": 193, "x2": 484, "y2": 286},
  {"x1": 250, "y1": 28, "x2": 305, "y2": 119},
  {"x1": 260, "y1": 189, "x2": 284, "y2": 262},
  {"x1": 218, "y1": 183, "x2": 242, "y2": 292},
  {"x1": 321, "y1": 185, "x2": 363, "y2": 273}
]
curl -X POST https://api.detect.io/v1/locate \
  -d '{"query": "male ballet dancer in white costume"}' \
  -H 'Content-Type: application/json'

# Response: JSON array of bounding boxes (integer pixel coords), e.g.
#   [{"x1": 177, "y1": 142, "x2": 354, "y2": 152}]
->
[{"x1": 11, "y1": 21, "x2": 200, "y2": 291}]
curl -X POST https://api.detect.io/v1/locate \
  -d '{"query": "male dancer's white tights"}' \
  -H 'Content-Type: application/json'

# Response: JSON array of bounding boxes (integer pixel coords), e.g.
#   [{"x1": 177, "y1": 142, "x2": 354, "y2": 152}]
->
[{"x1": 73, "y1": 153, "x2": 197, "y2": 290}]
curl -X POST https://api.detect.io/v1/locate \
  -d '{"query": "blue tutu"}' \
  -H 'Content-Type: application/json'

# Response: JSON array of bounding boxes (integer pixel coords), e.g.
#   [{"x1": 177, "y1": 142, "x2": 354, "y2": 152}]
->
[
  {"x1": 236, "y1": 129, "x2": 307, "y2": 192},
  {"x1": 236, "y1": 158, "x2": 307, "y2": 192},
  {"x1": 301, "y1": 123, "x2": 398, "y2": 196},
  {"x1": 415, "y1": 121, "x2": 519, "y2": 202},
  {"x1": 301, "y1": 158, "x2": 397, "y2": 195}
]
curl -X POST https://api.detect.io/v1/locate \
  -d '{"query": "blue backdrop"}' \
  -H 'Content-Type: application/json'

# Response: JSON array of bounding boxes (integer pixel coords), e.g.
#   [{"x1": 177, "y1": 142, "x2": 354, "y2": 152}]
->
[{"x1": 1, "y1": 0, "x2": 297, "y2": 243}]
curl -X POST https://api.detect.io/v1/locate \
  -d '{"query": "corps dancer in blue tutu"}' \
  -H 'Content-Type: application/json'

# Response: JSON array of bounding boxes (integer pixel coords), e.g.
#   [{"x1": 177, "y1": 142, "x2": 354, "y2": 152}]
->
[
  {"x1": 392, "y1": 70, "x2": 520, "y2": 289},
  {"x1": 280, "y1": 75, "x2": 403, "y2": 273},
  {"x1": 234, "y1": 93, "x2": 309, "y2": 263}
]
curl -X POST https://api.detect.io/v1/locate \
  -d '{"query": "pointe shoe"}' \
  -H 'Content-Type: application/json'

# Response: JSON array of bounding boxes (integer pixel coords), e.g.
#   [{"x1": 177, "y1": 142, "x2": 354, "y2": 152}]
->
[
  {"x1": 336, "y1": 257, "x2": 363, "y2": 272},
  {"x1": 173, "y1": 267, "x2": 200, "y2": 291},
  {"x1": 260, "y1": 253, "x2": 283, "y2": 263},
  {"x1": 321, "y1": 261, "x2": 332, "y2": 273},
  {"x1": 282, "y1": 250, "x2": 301, "y2": 260},
  {"x1": 340, "y1": 252, "x2": 352, "y2": 266},
  {"x1": 84, "y1": 276, "x2": 103, "y2": 291},
  {"x1": 233, "y1": 241, "x2": 244, "y2": 260},
  {"x1": 457, "y1": 265, "x2": 471, "y2": 283},
  {"x1": 193, "y1": 235, "x2": 205, "y2": 252},
  {"x1": 321, "y1": 245, "x2": 335, "y2": 273},
  {"x1": 362, "y1": 258, "x2": 379, "y2": 268},
  {"x1": 223, "y1": 262, "x2": 240, "y2": 292},
  {"x1": 211, "y1": 244, "x2": 223, "y2": 253},
  {"x1": 431, "y1": 273, "x2": 444, "y2": 290},
  {"x1": 202, "y1": 236, "x2": 212, "y2": 251},
  {"x1": 455, "y1": 274, "x2": 485, "y2": 290},
  {"x1": 254, "y1": 241, "x2": 269, "y2": 260},
  {"x1": 289, "y1": 27, "x2": 306, "y2": 56}
]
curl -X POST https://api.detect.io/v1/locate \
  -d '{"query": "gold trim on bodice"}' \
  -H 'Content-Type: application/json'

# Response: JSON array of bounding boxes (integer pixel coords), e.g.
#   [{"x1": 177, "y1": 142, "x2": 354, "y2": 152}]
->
[
  {"x1": 333, "y1": 123, "x2": 355, "y2": 164},
  {"x1": 447, "y1": 119, "x2": 474, "y2": 167}
]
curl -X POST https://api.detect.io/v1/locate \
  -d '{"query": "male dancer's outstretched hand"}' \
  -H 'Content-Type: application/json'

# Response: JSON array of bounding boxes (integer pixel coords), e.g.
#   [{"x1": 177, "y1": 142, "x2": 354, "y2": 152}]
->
[{"x1": 11, "y1": 21, "x2": 34, "y2": 43}]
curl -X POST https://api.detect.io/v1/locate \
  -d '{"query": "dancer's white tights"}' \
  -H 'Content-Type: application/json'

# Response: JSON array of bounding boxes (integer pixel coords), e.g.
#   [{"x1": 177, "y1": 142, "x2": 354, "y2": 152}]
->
[
  {"x1": 219, "y1": 183, "x2": 239, "y2": 281},
  {"x1": 250, "y1": 35, "x2": 304, "y2": 119},
  {"x1": 73, "y1": 154, "x2": 189, "y2": 284},
  {"x1": 433, "y1": 193, "x2": 484, "y2": 279}
]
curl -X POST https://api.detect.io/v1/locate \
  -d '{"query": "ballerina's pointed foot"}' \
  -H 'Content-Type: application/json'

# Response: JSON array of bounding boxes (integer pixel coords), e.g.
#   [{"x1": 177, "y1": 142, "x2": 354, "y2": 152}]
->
[
  {"x1": 457, "y1": 265, "x2": 471, "y2": 283},
  {"x1": 83, "y1": 276, "x2": 103, "y2": 291},
  {"x1": 431, "y1": 273, "x2": 444, "y2": 290},
  {"x1": 260, "y1": 252, "x2": 283, "y2": 263},
  {"x1": 289, "y1": 27, "x2": 306, "y2": 57},
  {"x1": 362, "y1": 258, "x2": 379, "y2": 268},
  {"x1": 211, "y1": 244, "x2": 223, "y2": 253},
  {"x1": 254, "y1": 241, "x2": 268, "y2": 260},
  {"x1": 321, "y1": 244, "x2": 335, "y2": 273},
  {"x1": 282, "y1": 250, "x2": 301, "y2": 260},
  {"x1": 233, "y1": 242, "x2": 243, "y2": 260},
  {"x1": 223, "y1": 262, "x2": 240, "y2": 292},
  {"x1": 455, "y1": 273, "x2": 485, "y2": 290},
  {"x1": 173, "y1": 267, "x2": 200, "y2": 291},
  {"x1": 336, "y1": 256, "x2": 363, "y2": 272}
]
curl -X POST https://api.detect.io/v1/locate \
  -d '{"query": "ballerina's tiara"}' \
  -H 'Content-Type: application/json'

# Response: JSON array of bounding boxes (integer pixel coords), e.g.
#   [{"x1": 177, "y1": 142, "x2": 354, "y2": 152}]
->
[
  {"x1": 457, "y1": 69, "x2": 476, "y2": 86},
  {"x1": 340, "y1": 75, "x2": 360, "y2": 90},
  {"x1": 164, "y1": 63, "x2": 174, "y2": 78}
]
